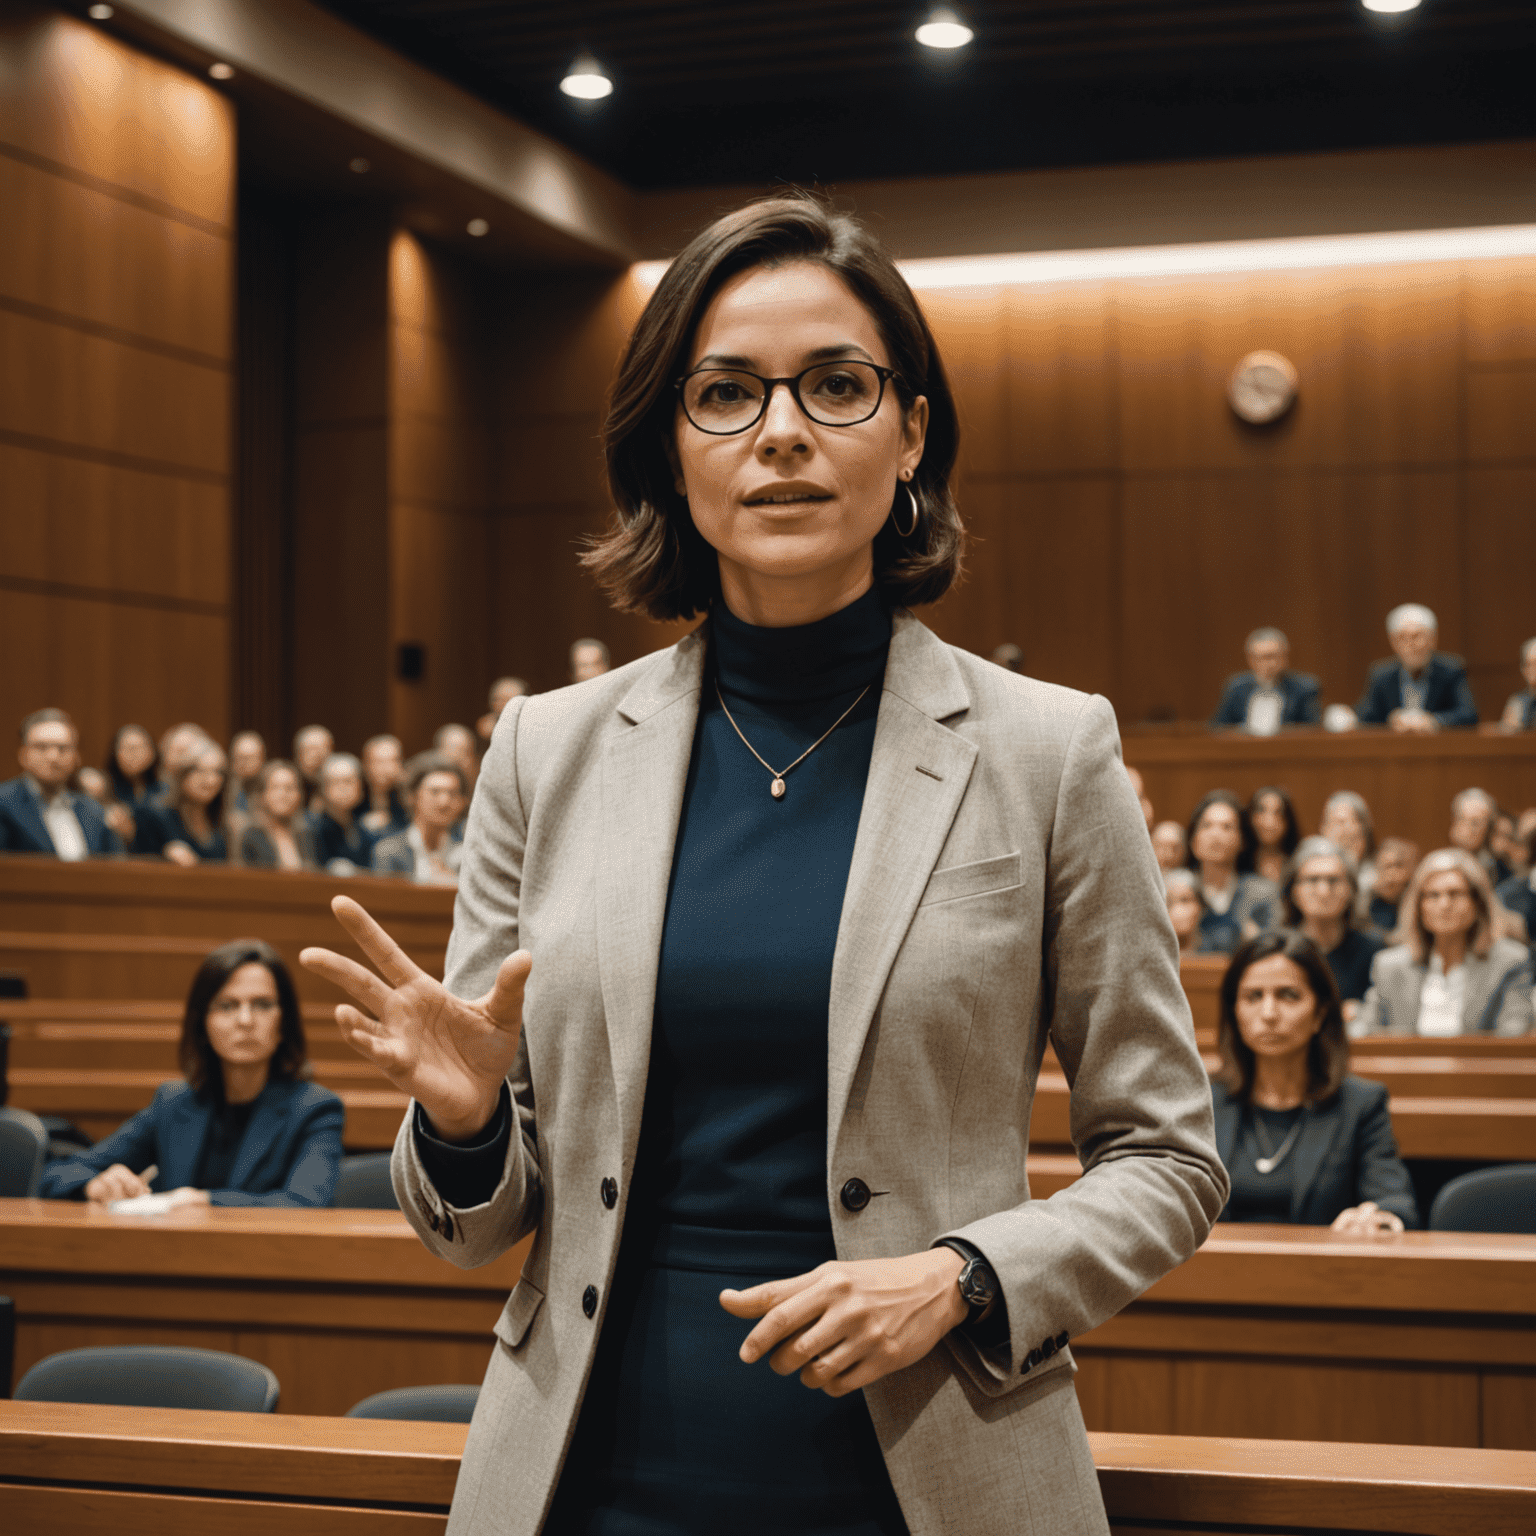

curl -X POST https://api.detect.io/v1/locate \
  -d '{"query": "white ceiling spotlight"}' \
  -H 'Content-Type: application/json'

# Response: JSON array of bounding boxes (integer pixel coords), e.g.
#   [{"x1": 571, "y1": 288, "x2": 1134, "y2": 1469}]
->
[
  {"x1": 87, "y1": 5, "x2": 115, "y2": 19},
  {"x1": 208, "y1": 62, "x2": 234, "y2": 80},
  {"x1": 560, "y1": 52, "x2": 613, "y2": 100},
  {"x1": 467, "y1": 218, "x2": 490, "y2": 237},
  {"x1": 1362, "y1": 0, "x2": 1422, "y2": 12},
  {"x1": 916, "y1": 7, "x2": 974, "y2": 50}
]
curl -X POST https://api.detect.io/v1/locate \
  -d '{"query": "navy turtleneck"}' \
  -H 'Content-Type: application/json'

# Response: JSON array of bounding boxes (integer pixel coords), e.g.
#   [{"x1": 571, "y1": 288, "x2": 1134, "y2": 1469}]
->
[{"x1": 633, "y1": 583, "x2": 892, "y2": 1236}]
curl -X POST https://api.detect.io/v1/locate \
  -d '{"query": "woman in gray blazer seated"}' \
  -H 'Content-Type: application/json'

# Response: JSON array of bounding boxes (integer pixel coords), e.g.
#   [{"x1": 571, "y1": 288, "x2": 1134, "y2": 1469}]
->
[
  {"x1": 1351, "y1": 848, "x2": 1533, "y2": 1039},
  {"x1": 1212, "y1": 930, "x2": 1417, "y2": 1231},
  {"x1": 302, "y1": 195, "x2": 1227, "y2": 1536},
  {"x1": 238, "y1": 759, "x2": 318, "y2": 871}
]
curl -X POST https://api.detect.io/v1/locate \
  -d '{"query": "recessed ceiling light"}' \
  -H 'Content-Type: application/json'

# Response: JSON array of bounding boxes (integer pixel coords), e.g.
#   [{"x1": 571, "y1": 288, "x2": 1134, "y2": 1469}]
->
[
  {"x1": 208, "y1": 62, "x2": 234, "y2": 80},
  {"x1": 560, "y1": 52, "x2": 613, "y2": 99},
  {"x1": 349, "y1": 157, "x2": 371, "y2": 174},
  {"x1": 467, "y1": 218, "x2": 489, "y2": 238},
  {"x1": 87, "y1": 5, "x2": 114, "y2": 19},
  {"x1": 1362, "y1": 0, "x2": 1421, "y2": 11},
  {"x1": 916, "y1": 7, "x2": 973, "y2": 49}
]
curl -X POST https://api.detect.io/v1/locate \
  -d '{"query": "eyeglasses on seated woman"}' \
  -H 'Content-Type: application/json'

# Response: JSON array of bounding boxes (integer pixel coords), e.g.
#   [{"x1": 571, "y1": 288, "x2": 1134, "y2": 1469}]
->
[
  {"x1": 40, "y1": 939, "x2": 344, "y2": 1207},
  {"x1": 1211, "y1": 930, "x2": 1417, "y2": 1233}
]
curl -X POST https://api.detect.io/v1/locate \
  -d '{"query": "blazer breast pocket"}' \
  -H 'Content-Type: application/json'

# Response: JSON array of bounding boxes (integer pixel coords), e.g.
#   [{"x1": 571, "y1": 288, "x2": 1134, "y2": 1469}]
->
[
  {"x1": 493, "y1": 1275, "x2": 545, "y2": 1351},
  {"x1": 919, "y1": 851, "x2": 1022, "y2": 907}
]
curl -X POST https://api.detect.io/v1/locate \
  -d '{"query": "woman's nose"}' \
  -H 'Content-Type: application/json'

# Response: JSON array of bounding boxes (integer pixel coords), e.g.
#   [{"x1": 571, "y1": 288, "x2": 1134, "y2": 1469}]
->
[{"x1": 754, "y1": 382, "x2": 809, "y2": 455}]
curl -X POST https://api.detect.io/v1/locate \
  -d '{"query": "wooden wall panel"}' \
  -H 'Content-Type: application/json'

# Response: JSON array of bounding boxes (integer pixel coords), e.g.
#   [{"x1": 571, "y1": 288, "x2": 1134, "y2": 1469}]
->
[
  {"x1": 1464, "y1": 467, "x2": 1536, "y2": 712},
  {"x1": 1465, "y1": 366, "x2": 1536, "y2": 464},
  {"x1": 0, "y1": 8, "x2": 232, "y2": 765},
  {"x1": 1463, "y1": 255, "x2": 1536, "y2": 364}
]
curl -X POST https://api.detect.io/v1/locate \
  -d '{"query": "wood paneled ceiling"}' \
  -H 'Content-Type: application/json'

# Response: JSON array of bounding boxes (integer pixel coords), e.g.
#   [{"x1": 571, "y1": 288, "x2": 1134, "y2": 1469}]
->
[{"x1": 317, "y1": 1, "x2": 1536, "y2": 189}]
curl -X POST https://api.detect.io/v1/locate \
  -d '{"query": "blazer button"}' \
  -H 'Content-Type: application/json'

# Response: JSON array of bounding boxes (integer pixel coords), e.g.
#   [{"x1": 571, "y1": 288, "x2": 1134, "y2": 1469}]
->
[
  {"x1": 600, "y1": 1177, "x2": 618, "y2": 1209},
  {"x1": 582, "y1": 1285, "x2": 598, "y2": 1319},
  {"x1": 839, "y1": 1178, "x2": 871, "y2": 1213},
  {"x1": 1055, "y1": 1331, "x2": 1070, "y2": 1350}
]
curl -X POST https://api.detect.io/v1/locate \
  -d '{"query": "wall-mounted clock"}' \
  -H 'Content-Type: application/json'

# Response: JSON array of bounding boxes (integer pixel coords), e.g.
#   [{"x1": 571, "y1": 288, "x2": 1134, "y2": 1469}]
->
[{"x1": 1227, "y1": 350, "x2": 1299, "y2": 425}]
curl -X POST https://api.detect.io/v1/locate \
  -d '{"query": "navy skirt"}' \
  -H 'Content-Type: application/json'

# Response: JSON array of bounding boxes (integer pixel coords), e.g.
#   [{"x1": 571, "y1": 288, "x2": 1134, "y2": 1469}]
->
[{"x1": 545, "y1": 1225, "x2": 909, "y2": 1535}]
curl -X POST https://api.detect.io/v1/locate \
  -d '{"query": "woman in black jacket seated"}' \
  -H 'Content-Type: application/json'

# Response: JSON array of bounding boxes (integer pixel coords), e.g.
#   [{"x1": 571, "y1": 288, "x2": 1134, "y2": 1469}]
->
[
  {"x1": 40, "y1": 939, "x2": 343, "y2": 1207},
  {"x1": 1279, "y1": 836, "x2": 1384, "y2": 1025},
  {"x1": 133, "y1": 741, "x2": 228, "y2": 865},
  {"x1": 1211, "y1": 930, "x2": 1418, "y2": 1232}
]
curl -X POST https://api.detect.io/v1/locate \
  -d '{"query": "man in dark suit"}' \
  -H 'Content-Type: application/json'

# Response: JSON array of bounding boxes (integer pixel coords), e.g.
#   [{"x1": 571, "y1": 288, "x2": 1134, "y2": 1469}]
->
[
  {"x1": 1352, "y1": 603, "x2": 1478, "y2": 732},
  {"x1": 0, "y1": 708, "x2": 123, "y2": 857},
  {"x1": 1210, "y1": 628, "x2": 1320, "y2": 733}
]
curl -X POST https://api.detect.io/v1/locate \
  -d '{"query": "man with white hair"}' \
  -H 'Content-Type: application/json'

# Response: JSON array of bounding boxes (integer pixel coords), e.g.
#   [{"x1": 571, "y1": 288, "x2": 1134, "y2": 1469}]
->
[
  {"x1": 1500, "y1": 637, "x2": 1536, "y2": 732},
  {"x1": 1210, "y1": 627, "x2": 1320, "y2": 733},
  {"x1": 1353, "y1": 603, "x2": 1477, "y2": 732}
]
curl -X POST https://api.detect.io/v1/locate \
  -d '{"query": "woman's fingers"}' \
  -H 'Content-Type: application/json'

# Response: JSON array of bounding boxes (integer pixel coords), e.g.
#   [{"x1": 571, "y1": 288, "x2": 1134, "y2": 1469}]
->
[
  {"x1": 724, "y1": 1270, "x2": 829, "y2": 1363},
  {"x1": 336, "y1": 1004, "x2": 410, "y2": 1071},
  {"x1": 330, "y1": 895, "x2": 423, "y2": 988},
  {"x1": 478, "y1": 950, "x2": 533, "y2": 1030},
  {"x1": 300, "y1": 946, "x2": 393, "y2": 1015}
]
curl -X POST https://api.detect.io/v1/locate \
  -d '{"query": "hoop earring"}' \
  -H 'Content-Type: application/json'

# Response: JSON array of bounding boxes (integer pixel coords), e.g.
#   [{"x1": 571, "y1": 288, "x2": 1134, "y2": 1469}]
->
[{"x1": 891, "y1": 484, "x2": 919, "y2": 538}]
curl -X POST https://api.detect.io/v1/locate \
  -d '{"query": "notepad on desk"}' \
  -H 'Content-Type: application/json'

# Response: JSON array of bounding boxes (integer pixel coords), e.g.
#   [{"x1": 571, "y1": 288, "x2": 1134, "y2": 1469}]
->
[{"x1": 107, "y1": 1193, "x2": 180, "y2": 1215}]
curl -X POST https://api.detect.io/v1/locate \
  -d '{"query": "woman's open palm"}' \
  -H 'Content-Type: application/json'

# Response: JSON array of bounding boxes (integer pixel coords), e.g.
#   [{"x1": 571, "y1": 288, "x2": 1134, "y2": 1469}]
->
[{"x1": 300, "y1": 895, "x2": 530, "y2": 1141}]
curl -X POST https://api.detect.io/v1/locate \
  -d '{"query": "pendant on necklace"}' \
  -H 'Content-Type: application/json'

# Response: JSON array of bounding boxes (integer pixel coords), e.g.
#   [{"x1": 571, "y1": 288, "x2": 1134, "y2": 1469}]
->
[{"x1": 770, "y1": 777, "x2": 786, "y2": 800}]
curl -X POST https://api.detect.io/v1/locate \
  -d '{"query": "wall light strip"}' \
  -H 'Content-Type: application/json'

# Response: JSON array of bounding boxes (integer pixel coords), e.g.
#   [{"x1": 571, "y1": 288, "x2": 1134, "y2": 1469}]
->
[{"x1": 894, "y1": 223, "x2": 1536, "y2": 289}]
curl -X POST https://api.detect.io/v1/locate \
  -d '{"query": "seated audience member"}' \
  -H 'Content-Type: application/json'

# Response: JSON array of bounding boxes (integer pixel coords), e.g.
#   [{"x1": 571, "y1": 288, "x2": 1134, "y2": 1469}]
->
[
  {"x1": 433, "y1": 723, "x2": 481, "y2": 797},
  {"x1": 990, "y1": 642, "x2": 1024, "y2": 673},
  {"x1": 476, "y1": 676, "x2": 528, "y2": 745},
  {"x1": 0, "y1": 709, "x2": 124, "y2": 858},
  {"x1": 1211, "y1": 930, "x2": 1418, "y2": 1230},
  {"x1": 1350, "y1": 603, "x2": 1477, "y2": 732},
  {"x1": 1210, "y1": 628, "x2": 1321, "y2": 734},
  {"x1": 238, "y1": 760, "x2": 317, "y2": 871},
  {"x1": 311, "y1": 752, "x2": 375, "y2": 874},
  {"x1": 1152, "y1": 820, "x2": 1187, "y2": 872},
  {"x1": 1125, "y1": 765, "x2": 1155, "y2": 831},
  {"x1": 1185, "y1": 789, "x2": 1279, "y2": 954},
  {"x1": 293, "y1": 724, "x2": 335, "y2": 809},
  {"x1": 1248, "y1": 785, "x2": 1301, "y2": 884},
  {"x1": 74, "y1": 765, "x2": 135, "y2": 846},
  {"x1": 570, "y1": 636, "x2": 611, "y2": 683},
  {"x1": 1365, "y1": 837, "x2": 1420, "y2": 934},
  {"x1": 1352, "y1": 848, "x2": 1534, "y2": 1038},
  {"x1": 228, "y1": 731, "x2": 267, "y2": 815},
  {"x1": 155, "y1": 722, "x2": 214, "y2": 802},
  {"x1": 360, "y1": 733, "x2": 408, "y2": 834},
  {"x1": 1319, "y1": 790, "x2": 1377, "y2": 901},
  {"x1": 40, "y1": 940, "x2": 343, "y2": 1207},
  {"x1": 1165, "y1": 870, "x2": 1220, "y2": 955},
  {"x1": 1491, "y1": 807, "x2": 1527, "y2": 881},
  {"x1": 1449, "y1": 787, "x2": 1510, "y2": 886},
  {"x1": 1280, "y1": 837, "x2": 1383, "y2": 1023},
  {"x1": 106, "y1": 724, "x2": 160, "y2": 813},
  {"x1": 133, "y1": 741, "x2": 228, "y2": 865},
  {"x1": 1499, "y1": 637, "x2": 1536, "y2": 732},
  {"x1": 371, "y1": 754, "x2": 466, "y2": 886},
  {"x1": 1496, "y1": 822, "x2": 1536, "y2": 939}
]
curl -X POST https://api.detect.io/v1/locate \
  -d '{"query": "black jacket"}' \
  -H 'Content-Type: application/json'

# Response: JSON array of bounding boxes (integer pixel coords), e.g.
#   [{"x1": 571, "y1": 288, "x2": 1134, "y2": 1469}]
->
[
  {"x1": 1355, "y1": 653, "x2": 1477, "y2": 729},
  {"x1": 1212, "y1": 1076, "x2": 1419, "y2": 1227},
  {"x1": 1210, "y1": 671, "x2": 1321, "y2": 728},
  {"x1": 0, "y1": 776, "x2": 123, "y2": 856}
]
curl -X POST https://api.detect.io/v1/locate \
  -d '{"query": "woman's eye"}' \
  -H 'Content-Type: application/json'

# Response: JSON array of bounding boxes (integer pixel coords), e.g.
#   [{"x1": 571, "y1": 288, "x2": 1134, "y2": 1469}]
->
[{"x1": 813, "y1": 370, "x2": 868, "y2": 399}]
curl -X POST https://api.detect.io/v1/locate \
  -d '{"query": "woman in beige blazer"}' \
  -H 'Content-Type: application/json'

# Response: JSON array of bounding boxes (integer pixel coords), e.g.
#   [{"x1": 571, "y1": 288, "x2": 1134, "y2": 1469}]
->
[{"x1": 304, "y1": 196, "x2": 1227, "y2": 1536}]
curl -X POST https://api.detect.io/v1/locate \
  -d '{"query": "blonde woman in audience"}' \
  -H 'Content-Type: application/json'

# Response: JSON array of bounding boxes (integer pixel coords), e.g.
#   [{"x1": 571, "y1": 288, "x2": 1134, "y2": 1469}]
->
[
  {"x1": 360, "y1": 733, "x2": 408, "y2": 834},
  {"x1": 1279, "y1": 837, "x2": 1383, "y2": 1024},
  {"x1": 1151, "y1": 819, "x2": 1187, "y2": 871},
  {"x1": 1364, "y1": 837, "x2": 1420, "y2": 934},
  {"x1": 293, "y1": 724, "x2": 335, "y2": 809},
  {"x1": 1184, "y1": 789, "x2": 1278, "y2": 953},
  {"x1": 1351, "y1": 848, "x2": 1533, "y2": 1038},
  {"x1": 1212, "y1": 930, "x2": 1417, "y2": 1230},
  {"x1": 1247, "y1": 785, "x2": 1300, "y2": 885},
  {"x1": 311, "y1": 752, "x2": 376, "y2": 874},
  {"x1": 1319, "y1": 790, "x2": 1376, "y2": 902},
  {"x1": 155, "y1": 722, "x2": 213, "y2": 802},
  {"x1": 134, "y1": 741, "x2": 229, "y2": 865},
  {"x1": 238, "y1": 759, "x2": 317, "y2": 871}
]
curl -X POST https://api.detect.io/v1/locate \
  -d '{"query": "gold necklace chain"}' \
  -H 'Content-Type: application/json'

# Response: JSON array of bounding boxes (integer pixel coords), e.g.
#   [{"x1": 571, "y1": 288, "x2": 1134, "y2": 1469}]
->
[{"x1": 714, "y1": 680, "x2": 872, "y2": 800}]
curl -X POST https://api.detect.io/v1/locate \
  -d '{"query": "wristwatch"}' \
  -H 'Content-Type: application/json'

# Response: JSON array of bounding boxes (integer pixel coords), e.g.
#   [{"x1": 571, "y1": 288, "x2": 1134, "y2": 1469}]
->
[{"x1": 937, "y1": 1238, "x2": 998, "y2": 1324}]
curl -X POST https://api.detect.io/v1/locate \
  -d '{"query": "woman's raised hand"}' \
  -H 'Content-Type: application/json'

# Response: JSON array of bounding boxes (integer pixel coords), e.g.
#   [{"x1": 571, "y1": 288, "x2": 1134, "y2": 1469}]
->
[{"x1": 300, "y1": 895, "x2": 531, "y2": 1142}]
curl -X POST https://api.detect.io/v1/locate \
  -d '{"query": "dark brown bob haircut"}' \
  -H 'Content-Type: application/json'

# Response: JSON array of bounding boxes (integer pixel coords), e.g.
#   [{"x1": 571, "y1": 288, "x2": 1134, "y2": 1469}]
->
[
  {"x1": 179, "y1": 938, "x2": 307, "y2": 1098},
  {"x1": 583, "y1": 192, "x2": 964, "y2": 620},
  {"x1": 1214, "y1": 930, "x2": 1348, "y2": 1106}
]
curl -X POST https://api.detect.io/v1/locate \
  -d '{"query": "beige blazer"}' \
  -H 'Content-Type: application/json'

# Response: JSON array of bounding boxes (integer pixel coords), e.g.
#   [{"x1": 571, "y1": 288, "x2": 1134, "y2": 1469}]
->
[
  {"x1": 393, "y1": 610, "x2": 1228, "y2": 1536},
  {"x1": 1350, "y1": 938, "x2": 1534, "y2": 1038}
]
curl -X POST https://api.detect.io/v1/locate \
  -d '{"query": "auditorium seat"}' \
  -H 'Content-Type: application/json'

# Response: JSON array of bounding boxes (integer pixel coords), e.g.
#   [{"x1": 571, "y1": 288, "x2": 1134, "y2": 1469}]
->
[
  {"x1": 0, "y1": 1107, "x2": 47, "y2": 1198},
  {"x1": 333, "y1": 1151, "x2": 399, "y2": 1209},
  {"x1": 1429, "y1": 1164, "x2": 1536, "y2": 1235},
  {"x1": 15, "y1": 1345, "x2": 280, "y2": 1413},
  {"x1": 346, "y1": 1383, "x2": 481, "y2": 1422}
]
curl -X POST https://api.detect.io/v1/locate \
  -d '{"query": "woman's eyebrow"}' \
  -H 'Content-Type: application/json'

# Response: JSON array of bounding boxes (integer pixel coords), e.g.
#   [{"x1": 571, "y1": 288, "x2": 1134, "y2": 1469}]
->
[{"x1": 691, "y1": 342, "x2": 878, "y2": 370}]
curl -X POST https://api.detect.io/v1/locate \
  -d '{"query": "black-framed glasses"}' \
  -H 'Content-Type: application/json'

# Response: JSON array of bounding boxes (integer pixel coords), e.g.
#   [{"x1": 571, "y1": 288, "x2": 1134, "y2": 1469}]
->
[{"x1": 674, "y1": 361, "x2": 899, "y2": 435}]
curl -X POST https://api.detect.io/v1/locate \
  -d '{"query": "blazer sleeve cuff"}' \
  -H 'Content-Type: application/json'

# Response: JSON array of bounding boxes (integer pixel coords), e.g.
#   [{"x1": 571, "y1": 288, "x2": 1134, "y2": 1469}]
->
[{"x1": 412, "y1": 1083, "x2": 514, "y2": 1210}]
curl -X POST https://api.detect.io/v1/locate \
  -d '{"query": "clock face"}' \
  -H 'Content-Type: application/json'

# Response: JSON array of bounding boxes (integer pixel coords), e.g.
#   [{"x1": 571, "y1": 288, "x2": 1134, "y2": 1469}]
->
[{"x1": 1228, "y1": 350, "x2": 1298, "y2": 425}]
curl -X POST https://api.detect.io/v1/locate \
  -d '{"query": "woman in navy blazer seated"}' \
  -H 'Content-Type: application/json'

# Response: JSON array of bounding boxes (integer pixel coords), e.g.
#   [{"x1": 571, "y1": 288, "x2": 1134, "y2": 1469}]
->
[
  {"x1": 133, "y1": 740, "x2": 229, "y2": 865},
  {"x1": 40, "y1": 939, "x2": 343, "y2": 1207},
  {"x1": 1212, "y1": 929, "x2": 1418, "y2": 1231}
]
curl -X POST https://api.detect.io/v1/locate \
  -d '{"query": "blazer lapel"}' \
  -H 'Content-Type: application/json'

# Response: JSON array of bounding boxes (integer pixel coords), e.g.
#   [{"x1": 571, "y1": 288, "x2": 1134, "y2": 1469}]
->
[
  {"x1": 15, "y1": 784, "x2": 56, "y2": 854},
  {"x1": 827, "y1": 613, "x2": 976, "y2": 1140},
  {"x1": 1289, "y1": 1098, "x2": 1341, "y2": 1220},
  {"x1": 229, "y1": 1081, "x2": 293, "y2": 1189},
  {"x1": 161, "y1": 1089, "x2": 212, "y2": 1190},
  {"x1": 596, "y1": 628, "x2": 707, "y2": 1159}
]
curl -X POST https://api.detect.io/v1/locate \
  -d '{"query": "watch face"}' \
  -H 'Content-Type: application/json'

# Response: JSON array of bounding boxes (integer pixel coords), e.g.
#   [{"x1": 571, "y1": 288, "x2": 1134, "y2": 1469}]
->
[
  {"x1": 959, "y1": 1257, "x2": 998, "y2": 1308},
  {"x1": 1228, "y1": 350, "x2": 1298, "y2": 424}
]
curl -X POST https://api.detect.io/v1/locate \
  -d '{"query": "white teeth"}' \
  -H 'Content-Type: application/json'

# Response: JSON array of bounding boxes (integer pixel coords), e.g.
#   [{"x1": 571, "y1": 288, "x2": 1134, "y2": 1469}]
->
[{"x1": 753, "y1": 493, "x2": 825, "y2": 504}]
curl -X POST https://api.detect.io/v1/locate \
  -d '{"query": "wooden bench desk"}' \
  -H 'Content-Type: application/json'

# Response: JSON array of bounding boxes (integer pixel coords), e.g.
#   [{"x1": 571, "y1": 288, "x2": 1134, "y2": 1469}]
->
[{"x1": 2, "y1": 1402, "x2": 1534, "y2": 1536}]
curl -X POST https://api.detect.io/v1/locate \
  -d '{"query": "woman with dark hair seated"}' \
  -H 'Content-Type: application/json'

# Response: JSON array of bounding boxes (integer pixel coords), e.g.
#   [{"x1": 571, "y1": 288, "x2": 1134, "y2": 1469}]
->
[
  {"x1": 132, "y1": 741, "x2": 229, "y2": 865},
  {"x1": 1212, "y1": 930, "x2": 1417, "y2": 1232},
  {"x1": 1247, "y1": 785, "x2": 1300, "y2": 886},
  {"x1": 239, "y1": 760, "x2": 318, "y2": 870},
  {"x1": 40, "y1": 939, "x2": 343, "y2": 1207},
  {"x1": 1185, "y1": 788, "x2": 1279, "y2": 953},
  {"x1": 1279, "y1": 836, "x2": 1384, "y2": 1024},
  {"x1": 105, "y1": 723, "x2": 161, "y2": 815}
]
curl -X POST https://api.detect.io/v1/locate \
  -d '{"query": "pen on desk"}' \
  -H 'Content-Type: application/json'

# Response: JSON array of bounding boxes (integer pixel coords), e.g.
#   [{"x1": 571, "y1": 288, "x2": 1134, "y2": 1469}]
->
[{"x1": 139, "y1": 1164, "x2": 159, "y2": 1188}]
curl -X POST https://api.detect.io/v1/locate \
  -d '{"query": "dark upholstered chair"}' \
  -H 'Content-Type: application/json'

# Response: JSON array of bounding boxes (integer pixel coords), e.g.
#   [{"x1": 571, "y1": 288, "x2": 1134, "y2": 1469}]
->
[
  {"x1": 346, "y1": 1383, "x2": 480, "y2": 1422},
  {"x1": 332, "y1": 1151, "x2": 399, "y2": 1209},
  {"x1": 1429, "y1": 1165, "x2": 1536, "y2": 1235},
  {"x1": 0, "y1": 1106, "x2": 49, "y2": 1198},
  {"x1": 15, "y1": 1345, "x2": 280, "y2": 1412}
]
